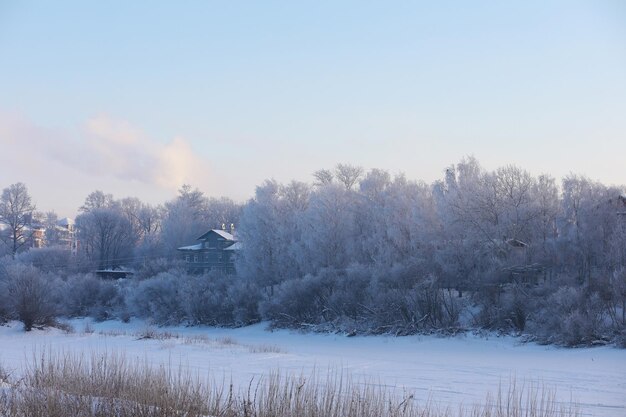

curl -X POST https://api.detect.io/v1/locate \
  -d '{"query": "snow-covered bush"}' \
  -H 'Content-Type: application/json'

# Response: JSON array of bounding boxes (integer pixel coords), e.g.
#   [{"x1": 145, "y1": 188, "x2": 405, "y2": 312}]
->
[
  {"x1": 61, "y1": 274, "x2": 123, "y2": 320},
  {"x1": 122, "y1": 270, "x2": 260, "y2": 326},
  {"x1": 0, "y1": 277, "x2": 8, "y2": 323},
  {"x1": 528, "y1": 286, "x2": 609, "y2": 346},
  {"x1": 181, "y1": 272, "x2": 235, "y2": 325},
  {"x1": 128, "y1": 272, "x2": 185, "y2": 325},
  {"x1": 16, "y1": 247, "x2": 74, "y2": 275},
  {"x1": 474, "y1": 282, "x2": 530, "y2": 333},
  {"x1": 133, "y1": 258, "x2": 186, "y2": 281},
  {"x1": 260, "y1": 269, "x2": 338, "y2": 327},
  {"x1": 227, "y1": 280, "x2": 261, "y2": 325},
  {"x1": 3, "y1": 263, "x2": 59, "y2": 331},
  {"x1": 365, "y1": 275, "x2": 461, "y2": 334}
]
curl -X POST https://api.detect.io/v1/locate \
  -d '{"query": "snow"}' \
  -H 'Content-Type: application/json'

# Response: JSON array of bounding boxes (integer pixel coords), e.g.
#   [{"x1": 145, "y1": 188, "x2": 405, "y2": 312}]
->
[
  {"x1": 224, "y1": 241, "x2": 242, "y2": 251},
  {"x1": 0, "y1": 319, "x2": 624, "y2": 417},
  {"x1": 57, "y1": 217, "x2": 74, "y2": 226},
  {"x1": 208, "y1": 229, "x2": 235, "y2": 241},
  {"x1": 177, "y1": 243, "x2": 203, "y2": 250}
]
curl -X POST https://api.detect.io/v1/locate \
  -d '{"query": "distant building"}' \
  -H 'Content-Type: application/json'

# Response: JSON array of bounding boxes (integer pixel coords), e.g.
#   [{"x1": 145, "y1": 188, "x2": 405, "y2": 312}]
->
[
  {"x1": 55, "y1": 217, "x2": 78, "y2": 254},
  {"x1": 177, "y1": 226, "x2": 241, "y2": 274},
  {"x1": 0, "y1": 223, "x2": 46, "y2": 249},
  {"x1": 31, "y1": 225, "x2": 46, "y2": 248}
]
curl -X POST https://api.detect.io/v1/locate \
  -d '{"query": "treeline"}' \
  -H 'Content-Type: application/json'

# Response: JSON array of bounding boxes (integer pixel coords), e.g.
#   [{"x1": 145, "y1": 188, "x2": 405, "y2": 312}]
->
[
  {"x1": 236, "y1": 159, "x2": 626, "y2": 345},
  {"x1": 1, "y1": 158, "x2": 625, "y2": 346},
  {"x1": 0, "y1": 183, "x2": 241, "y2": 269}
]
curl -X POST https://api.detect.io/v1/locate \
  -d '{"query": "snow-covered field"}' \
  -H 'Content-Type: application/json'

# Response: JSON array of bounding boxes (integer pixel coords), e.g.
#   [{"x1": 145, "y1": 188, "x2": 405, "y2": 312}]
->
[{"x1": 0, "y1": 319, "x2": 624, "y2": 417}]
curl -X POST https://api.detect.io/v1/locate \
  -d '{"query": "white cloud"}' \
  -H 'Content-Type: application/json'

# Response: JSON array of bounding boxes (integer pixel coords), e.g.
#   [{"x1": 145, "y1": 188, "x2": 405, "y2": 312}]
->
[
  {"x1": 155, "y1": 137, "x2": 200, "y2": 189},
  {"x1": 0, "y1": 112, "x2": 207, "y2": 191}
]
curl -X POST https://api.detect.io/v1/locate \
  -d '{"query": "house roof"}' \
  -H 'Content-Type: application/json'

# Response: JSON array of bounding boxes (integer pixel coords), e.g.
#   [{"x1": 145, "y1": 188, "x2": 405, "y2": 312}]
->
[
  {"x1": 177, "y1": 243, "x2": 203, "y2": 251},
  {"x1": 178, "y1": 228, "x2": 239, "y2": 251},
  {"x1": 58, "y1": 217, "x2": 74, "y2": 226},
  {"x1": 197, "y1": 229, "x2": 236, "y2": 241},
  {"x1": 224, "y1": 242, "x2": 242, "y2": 251}
]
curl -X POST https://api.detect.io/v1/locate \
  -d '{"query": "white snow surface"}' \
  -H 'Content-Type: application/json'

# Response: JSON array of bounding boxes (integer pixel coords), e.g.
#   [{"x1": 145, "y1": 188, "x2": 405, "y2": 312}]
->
[
  {"x1": 0, "y1": 319, "x2": 624, "y2": 417},
  {"x1": 177, "y1": 243, "x2": 203, "y2": 250},
  {"x1": 207, "y1": 229, "x2": 235, "y2": 241}
]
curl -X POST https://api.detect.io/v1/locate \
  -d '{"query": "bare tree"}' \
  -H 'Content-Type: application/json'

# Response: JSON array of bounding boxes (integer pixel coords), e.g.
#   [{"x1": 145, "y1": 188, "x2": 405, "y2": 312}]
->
[
  {"x1": 312, "y1": 169, "x2": 334, "y2": 186},
  {"x1": 76, "y1": 207, "x2": 133, "y2": 270},
  {"x1": 334, "y1": 164, "x2": 363, "y2": 190},
  {"x1": 0, "y1": 183, "x2": 36, "y2": 258},
  {"x1": 177, "y1": 184, "x2": 207, "y2": 217},
  {"x1": 80, "y1": 190, "x2": 115, "y2": 212}
]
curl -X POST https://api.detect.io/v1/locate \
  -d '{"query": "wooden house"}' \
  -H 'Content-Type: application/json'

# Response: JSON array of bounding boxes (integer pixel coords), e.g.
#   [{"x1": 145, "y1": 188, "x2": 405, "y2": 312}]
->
[{"x1": 177, "y1": 228, "x2": 240, "y2": 274}]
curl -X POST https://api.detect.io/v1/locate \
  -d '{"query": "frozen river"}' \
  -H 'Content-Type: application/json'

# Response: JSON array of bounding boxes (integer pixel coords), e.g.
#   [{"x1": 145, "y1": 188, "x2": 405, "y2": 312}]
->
[{"x1": 0, "y1": 319, "x2": 624, "y2": 416}]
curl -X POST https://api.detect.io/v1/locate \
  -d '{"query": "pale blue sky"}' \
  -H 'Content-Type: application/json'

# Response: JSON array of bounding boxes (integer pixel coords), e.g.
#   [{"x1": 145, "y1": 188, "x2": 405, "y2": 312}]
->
[{"x1": 0, "y1": 1, "x2": 625, "y2": 216}]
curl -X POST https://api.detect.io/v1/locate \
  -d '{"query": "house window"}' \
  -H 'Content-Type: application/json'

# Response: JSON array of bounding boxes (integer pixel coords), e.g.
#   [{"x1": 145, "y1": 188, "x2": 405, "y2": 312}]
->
[
  {"x1": 185, "y1": 255, "x2": 190, "y2": 263},
  {"x1": 194, "y1": 255, "x2": 198, "y2": 263}
]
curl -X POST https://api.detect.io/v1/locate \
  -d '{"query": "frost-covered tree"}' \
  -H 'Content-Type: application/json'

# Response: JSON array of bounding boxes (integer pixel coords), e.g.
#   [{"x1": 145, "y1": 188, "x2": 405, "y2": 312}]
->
[
  {"x1": 3, "y1": 159, "x2": 625, "y2": 345},
  {"x1": 159, "y1": 185, "x2": 241, "y2": 255},
  {"x1": 237, "y1": 180, "x2": 285, "y2": 291},
  {"x1": 204, "y1": 197, "x2": 242, "y2": 230},
  {"x1": 118, "y1": 197, "x2": 163, "y2": 262},
  {"x1": 0, "y1": 183, "x2": 36, "y2": 258},
  {"x1": 76, "y1": 206, "x2": 133, "y2": 270},
  {"x1": 312, "y1": 169, "x2": 334, "y2": 186},
  {"x1": 80, "y1": 190, "x2": 115, "y2": 213},
  {"x1": 334, "y1": 163, "x2": 363, "y2": 190},
  {"x1": 301, "y1": 183, "x2": 355, "y2": 271},
  {"x1": 493, "y1": 165, "x2": 537, "y2": 243},
  {"x1": 560, "y1": 175, "x2": 622, "y2": 284}
]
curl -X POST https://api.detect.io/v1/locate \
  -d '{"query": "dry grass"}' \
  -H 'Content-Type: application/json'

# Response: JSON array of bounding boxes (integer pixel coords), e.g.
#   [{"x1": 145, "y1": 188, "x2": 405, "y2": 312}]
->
[
  {"x1": 0, "y1": 363, "x2": 11, "y2": 386},
  {"x1": 183, "y1": 334, "x2": 211, "y2": 344},
  {"x1": 247, "y1": 344, "x2": 284, "y2": 354},
  {"x1": 95, "y1": 328, "x2": 280, "y2": 354},
  {"x1": 98, "y1": 329, "x2": 128, "y2": 337},
  {"x1": 81, "y1": 321, "x2": 94, "y2": 335},
  {"x1": 0, "y1": 351, "x2": 222, "y2": 417},
  {"x1": 135, "y1": 326, "x2": 180, "y2": 341},
  {"x1": 0, "y1": 351, "x2": 580, "y2": 417},
  {"x1": 216, "y1": 336, "x2": 239, "y2": 346}
]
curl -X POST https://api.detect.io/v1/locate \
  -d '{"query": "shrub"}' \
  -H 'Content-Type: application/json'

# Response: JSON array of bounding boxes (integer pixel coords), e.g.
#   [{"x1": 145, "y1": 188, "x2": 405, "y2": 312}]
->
[
  {"x1": 260, "y1": 269, "x2": 338, "y2": 327},
  {"x1": 181, "y1": 271, "x2": 260, "y2": 326},
  {"x1": 3, "y1": 264, "x2": 58, "y2": 331},
  {"x1": 128, "y1": 272, "x2": 185, "y2": 325},
  {"x1": 528, "y1": 286, "x2": 609, "y2": 346},
  {"x1": 61, "y1": 274, "x2": 122, "y2": 319},
  {"x1": 16, "y1": 247, "x2": 73, "y2": 275},
  {"x1": 133, "y1": 258, "x2": 185, "y2": 281}
]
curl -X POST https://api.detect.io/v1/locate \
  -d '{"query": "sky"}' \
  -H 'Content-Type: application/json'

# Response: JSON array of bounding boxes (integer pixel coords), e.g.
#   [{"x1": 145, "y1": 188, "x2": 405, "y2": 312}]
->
[{"x1": 0, "y1": 1, "x2": 625, "y2": 217}]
